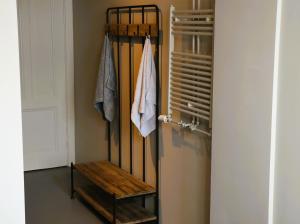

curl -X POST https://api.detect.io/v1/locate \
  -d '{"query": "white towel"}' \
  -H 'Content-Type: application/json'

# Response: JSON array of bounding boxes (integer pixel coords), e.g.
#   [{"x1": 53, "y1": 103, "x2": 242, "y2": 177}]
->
[{"x1": 131, "y1": 37, "x2": 156, "y2": 137}]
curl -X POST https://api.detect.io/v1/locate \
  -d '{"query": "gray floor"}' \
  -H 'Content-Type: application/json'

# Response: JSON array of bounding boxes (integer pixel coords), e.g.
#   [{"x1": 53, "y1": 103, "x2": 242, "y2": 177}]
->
[{"x1": 25, "y1": 167, "x2": 104, "y2": 224}]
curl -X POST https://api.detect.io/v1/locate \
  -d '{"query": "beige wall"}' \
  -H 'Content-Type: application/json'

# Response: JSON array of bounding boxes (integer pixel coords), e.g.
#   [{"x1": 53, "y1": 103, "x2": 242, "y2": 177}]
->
[
  {"x1": 73, "y1": 0, "x2": 109, "y2": 162},
  {"x1": 73, "y1": 0, "x2": 212, "y2": 223}
]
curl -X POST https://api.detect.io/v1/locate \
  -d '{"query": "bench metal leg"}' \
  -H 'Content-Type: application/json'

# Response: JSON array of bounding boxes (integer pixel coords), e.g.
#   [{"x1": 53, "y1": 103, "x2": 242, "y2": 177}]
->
[{"x1": 71, "y1": 162, "x2": 75, "y2": 199}]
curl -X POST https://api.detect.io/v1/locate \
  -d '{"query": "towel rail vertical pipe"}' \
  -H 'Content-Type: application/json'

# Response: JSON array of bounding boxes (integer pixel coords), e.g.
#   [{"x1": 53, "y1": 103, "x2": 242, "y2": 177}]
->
[
  {"x1": 209, "y1": 0, "x2": 216, "y2": 130},
  {"x1": 196, "y1": 0, "x2": 201, "y2": 126},
  {"x1": 168, "y1": 5, "x2": 175, "y2": 116},
  {"x1": 192, "y1": 0, "x2": 196, "y2": 126}
]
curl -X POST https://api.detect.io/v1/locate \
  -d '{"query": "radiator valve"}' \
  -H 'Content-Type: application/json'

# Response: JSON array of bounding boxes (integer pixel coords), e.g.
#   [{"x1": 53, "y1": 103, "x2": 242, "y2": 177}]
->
[{"x1": 158, "y1": 115, "x2": 172, "y2": 123}]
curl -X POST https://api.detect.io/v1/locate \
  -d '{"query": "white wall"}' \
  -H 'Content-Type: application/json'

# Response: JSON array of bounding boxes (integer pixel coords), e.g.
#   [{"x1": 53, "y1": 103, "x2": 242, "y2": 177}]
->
[
  {"x1": 0, "y1": 1, "x2": 25, "y2": 224},
  {"x1": 211, "y1": 0, "x2": 278, "y2": 223},
  {"x1": 274, "y1": 0, "x2": 300, "y2": 223}
]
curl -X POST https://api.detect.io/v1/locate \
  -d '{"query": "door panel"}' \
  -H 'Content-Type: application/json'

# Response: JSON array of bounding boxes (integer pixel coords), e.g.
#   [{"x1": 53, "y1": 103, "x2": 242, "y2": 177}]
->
[
  {"x1": 23, "y1": 108, "x2": 57, "y2": 154},
  {"x1": 18, "y1": 0, "x2": 68, "y2": 171}
]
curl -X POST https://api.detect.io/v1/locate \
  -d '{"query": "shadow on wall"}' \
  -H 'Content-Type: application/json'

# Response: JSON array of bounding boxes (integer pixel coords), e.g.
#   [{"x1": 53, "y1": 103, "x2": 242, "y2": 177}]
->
[{"x1": 171, "y1": 128, "x2": 211, "y2": 156}]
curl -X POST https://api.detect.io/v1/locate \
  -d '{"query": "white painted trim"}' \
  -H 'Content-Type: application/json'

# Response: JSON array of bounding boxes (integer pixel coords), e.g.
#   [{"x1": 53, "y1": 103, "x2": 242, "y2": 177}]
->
[
  {"x1": 268, "y1": 0, "x2": 282, "y2": 223},
  {"x1": 64, "y1": 0, "x2": 75, "y2": 165}
]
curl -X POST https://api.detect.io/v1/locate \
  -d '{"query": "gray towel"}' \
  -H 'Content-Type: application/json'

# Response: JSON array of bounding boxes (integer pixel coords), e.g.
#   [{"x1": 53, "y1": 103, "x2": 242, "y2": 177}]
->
[{"x1": 94, "y1": 34, "x2": 116, "y2": 122}]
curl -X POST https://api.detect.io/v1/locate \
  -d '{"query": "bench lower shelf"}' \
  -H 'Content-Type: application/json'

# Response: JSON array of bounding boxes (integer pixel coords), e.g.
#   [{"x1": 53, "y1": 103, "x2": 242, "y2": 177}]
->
[{"x1": 75, "y1": 185, "x2": 157, "y2": 224}]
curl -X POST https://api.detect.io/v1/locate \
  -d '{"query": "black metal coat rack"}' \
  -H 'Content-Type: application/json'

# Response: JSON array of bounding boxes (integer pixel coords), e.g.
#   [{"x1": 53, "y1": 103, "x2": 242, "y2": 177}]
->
[{"x1": 71, "y1": 5, "x2": 161, "y2": 224}]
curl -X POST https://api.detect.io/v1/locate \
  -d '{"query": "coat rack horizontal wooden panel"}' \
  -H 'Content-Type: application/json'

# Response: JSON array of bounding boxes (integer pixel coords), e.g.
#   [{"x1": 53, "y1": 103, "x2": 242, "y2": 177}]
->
[{"x1": 105, "y1": 24, "x2": 159, "y2": 37}]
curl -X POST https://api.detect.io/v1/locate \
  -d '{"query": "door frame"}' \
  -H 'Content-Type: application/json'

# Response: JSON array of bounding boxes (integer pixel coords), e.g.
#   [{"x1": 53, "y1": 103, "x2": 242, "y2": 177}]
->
[{"x1": 65, "y1": 0, "x2": 75, "y2": 165}]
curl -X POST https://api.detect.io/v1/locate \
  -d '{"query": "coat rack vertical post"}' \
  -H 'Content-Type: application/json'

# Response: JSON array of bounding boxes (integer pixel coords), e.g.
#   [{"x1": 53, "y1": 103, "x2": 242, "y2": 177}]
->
[
  {"x1": 128, "y1": 7, "x2": 133, "y2": 175},
  {"x1": 141, "y1": 5, "x2": 146, "y2": 194},
  {"x1": 106, "y1": 10, "x2": 112, "y2": 162},
  {"x1": 116, "y1": 8, "x2": 122, "y2": 168},
  {"x1": 71, "y1": 5, "x2": 161, "y2": 224}
]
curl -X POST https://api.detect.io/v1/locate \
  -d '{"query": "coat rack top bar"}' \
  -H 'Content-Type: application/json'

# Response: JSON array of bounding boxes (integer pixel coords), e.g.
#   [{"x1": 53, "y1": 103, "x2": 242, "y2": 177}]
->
[
  {"x1": 106, "y1": 5, "x2": 159, "y2": 16},
  {"x1": 106, "y1": 4, "x2": 159, "y2": 11},
  {"x1": 109, "y1": 8, "x2": 158, "y2": 14}
]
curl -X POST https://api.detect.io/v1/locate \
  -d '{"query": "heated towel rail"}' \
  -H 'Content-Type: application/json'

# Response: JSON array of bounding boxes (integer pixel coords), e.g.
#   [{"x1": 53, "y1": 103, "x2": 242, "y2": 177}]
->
[{"x1": 159, "y1": 3, "x2": 214, "y2": 136}]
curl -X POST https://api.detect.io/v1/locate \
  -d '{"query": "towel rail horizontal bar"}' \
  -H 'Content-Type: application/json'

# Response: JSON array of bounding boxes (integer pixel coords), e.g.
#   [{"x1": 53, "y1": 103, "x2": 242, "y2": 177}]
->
[
  {"x1": 173, "y1": 25, "x2": 214, "y2": 31},
  {"x1": 173, "y1": 26, "x2": 213, "y2": 31},
  {"x1": 173, "y1": 21, "x2": 214, "y2": 25},
  {"x1": 171, "y1": 105, "x2": 210, "y2": 120},
  {"x1": 173, "y1": 14, "x2": 214, "y2": 19},
  {"x1": 172, "y1": 61, "x2": 211, "y2": 71},
  {"x1": 171, "y1": 91, "x2": 210, "y2": 105},
  {"x1": 171, "y1": 86, "x2": 211, "y2": 99},
  {"x1": 171, "y1": 76, "x2": 211, "y2": 88},
  {"x1": 171, "y1": 96, "x2": 211, "y2": 110},
  {"x1": 172, "y1": 30, "x2": 213, "y2": 36},
  {"x1": 172, "y1": 56, "x2": 212, "y2": 65},
  {"x1": 172, "y1": 66, "x2": 211, "y2": 77},
  {"x1": 173, "y1": 9, "x2": 214, "y2": 14},
  {"x1": 172, "y1": 51, "x2": 212, "y2": 60},
  {"x1": 171, "y1": 72, "x2": 211, "y2": 82},
  {"x1": 171, "y1": 80, "x2": 211, "y2": 93},
  {"x1": 171, "y1": 101, "x2": 210, "y2": 116}
]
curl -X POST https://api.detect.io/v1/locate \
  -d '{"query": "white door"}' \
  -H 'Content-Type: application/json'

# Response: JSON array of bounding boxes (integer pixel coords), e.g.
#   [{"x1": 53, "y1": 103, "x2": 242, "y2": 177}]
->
[{"x1": 18, "y1": 0, "x2": 72, "y2": 171}]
